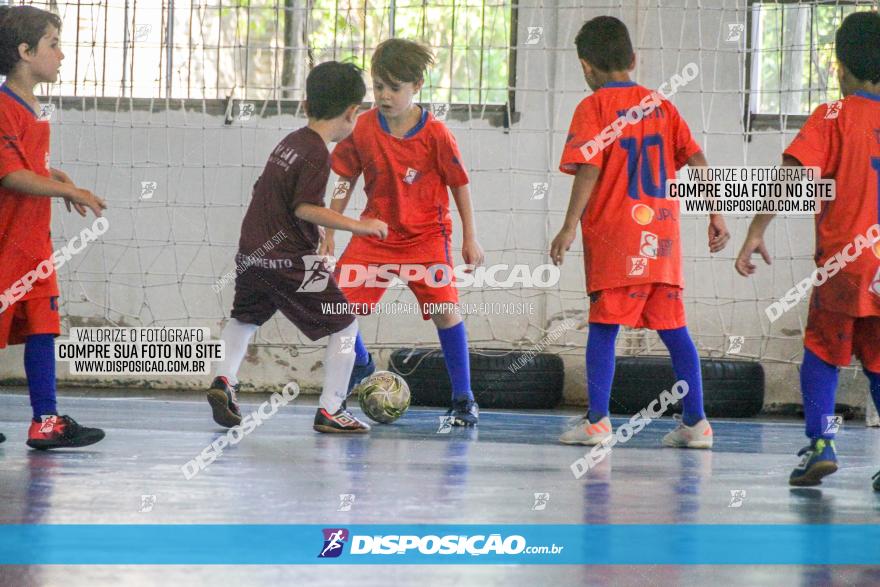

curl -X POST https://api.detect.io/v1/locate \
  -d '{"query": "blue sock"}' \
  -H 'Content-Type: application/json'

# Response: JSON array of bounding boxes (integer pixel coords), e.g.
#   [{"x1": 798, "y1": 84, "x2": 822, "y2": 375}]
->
[
  {"x1": 801, "y1": 348, "x2": 839, "y2": 440},
  {"x1": 354, "y1": 332, "x2": 370, "y2": 366},
  {"x1": 25, "y1": 334, "x2": 58, "y2": 421},
  {"x1": 586, "y1": 323, "x2": 619, "y2": 422},
  {"x1": 437, "y1": 322, "x2": 473, "y2": 402},
  {"x1": 658, "y1": 326, "x2": 704, "y2": 426},
  {"x1": 864, "y1": 368, "x2": 880, "y2": 417}
]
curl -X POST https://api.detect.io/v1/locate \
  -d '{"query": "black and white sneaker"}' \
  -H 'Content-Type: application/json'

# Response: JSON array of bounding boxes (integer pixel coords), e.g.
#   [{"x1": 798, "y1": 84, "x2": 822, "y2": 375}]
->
[
  {"x1": 207, "y1": 376, "x2": 242, "y2": 428},
  {"x1": 313, "y1": 407, "x2": 371, "y2": 434},
  {"x1": 446, "y1": 399, "x2": 479, "y2": 427}
]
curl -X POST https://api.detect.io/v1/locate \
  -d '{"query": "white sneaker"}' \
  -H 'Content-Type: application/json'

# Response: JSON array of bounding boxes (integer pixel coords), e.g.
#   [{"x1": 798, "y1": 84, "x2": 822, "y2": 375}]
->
[
  {"x1": 559, "y1": 415, "x2": 613, "y2": 446},
  {"x1": 662, "y1": 414, "x2": 713, "y2": 449}
]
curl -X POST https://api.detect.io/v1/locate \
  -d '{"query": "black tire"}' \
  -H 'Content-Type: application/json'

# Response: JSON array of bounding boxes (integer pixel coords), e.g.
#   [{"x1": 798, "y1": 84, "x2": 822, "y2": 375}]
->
[
  {"x1": 388, "y1": 348, "x2": 564, "y2": 409},
  {"x1": 610, "y1": 356, "x2": 764, "y2": 418}
]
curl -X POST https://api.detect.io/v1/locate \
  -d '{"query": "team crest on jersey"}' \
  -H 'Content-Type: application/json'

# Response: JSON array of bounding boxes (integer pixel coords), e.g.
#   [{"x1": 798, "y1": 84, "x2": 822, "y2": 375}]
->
[
  {"x1": 639, "y1": 231, "x2": 658, "y2": 259},
  {"x1": 403, "y1": 167, "x2": 420, "y2": 184},
  {"x1": 824, "y1": 101, "x2": 842, "y2": 119}
]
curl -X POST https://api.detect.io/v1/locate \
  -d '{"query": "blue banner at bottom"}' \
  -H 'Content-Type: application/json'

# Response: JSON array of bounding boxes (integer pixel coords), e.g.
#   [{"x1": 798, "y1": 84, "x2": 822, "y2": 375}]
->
[{"x1": 1, "y1": 524, "x2": 878, "y2": 565}]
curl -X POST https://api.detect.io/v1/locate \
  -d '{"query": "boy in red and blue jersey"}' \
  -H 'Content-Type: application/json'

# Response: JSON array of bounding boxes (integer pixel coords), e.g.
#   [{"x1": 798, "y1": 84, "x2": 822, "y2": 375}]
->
[
  {"x1": 0, "y1": 6, "x2": 106, "y2": 449},
  {"x1": 550, "y1": 16, "x2": 730, "y2": 447},
  {"x1": 322, "y1": 39, "x2": 484, "y2": 426},
  {"x1": 736, "y1": 12, "x2": 880, "y2": 488}
]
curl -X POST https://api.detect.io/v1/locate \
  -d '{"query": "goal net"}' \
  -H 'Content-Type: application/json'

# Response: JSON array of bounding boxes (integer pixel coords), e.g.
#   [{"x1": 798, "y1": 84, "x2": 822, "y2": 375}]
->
[{"x1": 4, "y1": 0, "x2": 876, "y2": 409}]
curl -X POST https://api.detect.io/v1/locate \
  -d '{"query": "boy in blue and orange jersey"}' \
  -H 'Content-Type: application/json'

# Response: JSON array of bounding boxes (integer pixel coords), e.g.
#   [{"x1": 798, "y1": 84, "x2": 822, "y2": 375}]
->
[
  {"x1": 321, "y1": 39, "x2": 484, "y2": 426},
  {"x1": 551, "y1": 16, "x2": 730, "y2": 448},
  {"x1": 736, "y1": 11, "x2": 880, "y2": 488},
  {"x1": 0, "y1": 5, "x2": 107, "y2": 449}
]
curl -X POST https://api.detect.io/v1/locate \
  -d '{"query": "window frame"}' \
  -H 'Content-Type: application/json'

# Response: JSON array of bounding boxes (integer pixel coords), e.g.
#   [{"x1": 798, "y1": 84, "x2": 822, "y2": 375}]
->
[
  {"x1": 744, "y1": 0, "x2": 874, "y2": 133},
  {"x1": 33, "y1": 0, "x2": 520, "y2": 127}
]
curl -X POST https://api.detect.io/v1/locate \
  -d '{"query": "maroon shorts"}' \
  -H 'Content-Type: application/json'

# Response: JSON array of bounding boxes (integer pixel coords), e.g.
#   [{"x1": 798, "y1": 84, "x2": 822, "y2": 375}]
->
[{"x1": 230, "y1": 261, "x2": 354, "y2": 341}]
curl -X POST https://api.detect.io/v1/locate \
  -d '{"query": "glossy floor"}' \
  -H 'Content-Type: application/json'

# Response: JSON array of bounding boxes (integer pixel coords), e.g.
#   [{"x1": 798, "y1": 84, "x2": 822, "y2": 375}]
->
[{"x1": 1, "y1": 389, "x2": 879, "y2": 586}]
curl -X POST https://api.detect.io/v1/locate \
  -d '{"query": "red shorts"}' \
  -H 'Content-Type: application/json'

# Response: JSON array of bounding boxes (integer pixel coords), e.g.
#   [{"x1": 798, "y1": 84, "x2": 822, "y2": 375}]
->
[
  {"x1": 804, "y1": 305, "x2": 880, "y2": 372},
  {"x1": 0, "y1": 296, "x2": 61, "y2": 348},
  {"x1": 588, "y1": 284, "x2": 686, "y2": 330},
  {"x1": 335, "y1": 254, "x2": 459, "y2": 320}
]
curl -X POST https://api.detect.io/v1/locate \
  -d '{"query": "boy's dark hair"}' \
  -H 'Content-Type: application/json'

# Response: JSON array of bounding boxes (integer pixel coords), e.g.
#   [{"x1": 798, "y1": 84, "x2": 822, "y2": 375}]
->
[
  {"x1": 371, "y1": 38, "x2": 435, "y2": 84},
  {"x1": 575, "y1": 16, "x2": 634, "y2": 72},
  {"x1": 836, "y1": 11, "x2": 880, "y2": 84},
  {"x1": 305, "y1": 61, "x2": 366, "y2": 120},
  {"x1": 0, "y1": 5, "x2": 62, "y2": 76}
]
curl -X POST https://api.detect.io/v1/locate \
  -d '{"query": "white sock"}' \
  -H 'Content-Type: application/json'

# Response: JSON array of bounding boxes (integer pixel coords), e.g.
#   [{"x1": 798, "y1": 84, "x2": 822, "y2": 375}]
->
[
  {"x1": 214, "y1": 318, "x2": 259, "y2": 386},
  {"x1": 319, "y1": 320, "x2": 359, "y2": 413}
]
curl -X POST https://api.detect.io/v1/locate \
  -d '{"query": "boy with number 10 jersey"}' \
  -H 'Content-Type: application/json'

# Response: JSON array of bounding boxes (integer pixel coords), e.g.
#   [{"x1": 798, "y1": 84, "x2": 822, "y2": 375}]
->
[{"x1": 550, "y1": 16, "x2": 729, "y2": 448}]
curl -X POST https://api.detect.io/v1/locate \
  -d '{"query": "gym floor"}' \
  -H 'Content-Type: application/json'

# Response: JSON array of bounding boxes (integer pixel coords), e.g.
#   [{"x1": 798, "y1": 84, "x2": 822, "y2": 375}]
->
[{"x1": 1, "y1": 388, "x2": 879, "y2": 586}]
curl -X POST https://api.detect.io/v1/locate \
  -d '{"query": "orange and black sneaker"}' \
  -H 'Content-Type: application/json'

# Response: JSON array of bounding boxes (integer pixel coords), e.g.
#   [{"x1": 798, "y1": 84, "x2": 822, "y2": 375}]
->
[
  {"x1": 313, "y1": 407, "x2": 371, "y2": 434},
  {"x1": 207, "y1": 376, "x2": 242, "y2": 428},
  {"x1": 26, "y1": 415, "x2": 105, "y2": 450}
]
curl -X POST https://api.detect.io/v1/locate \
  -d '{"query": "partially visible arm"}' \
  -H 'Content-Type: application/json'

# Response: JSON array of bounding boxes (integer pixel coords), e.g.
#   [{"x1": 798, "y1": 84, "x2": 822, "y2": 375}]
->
[
  {"x1": 0, "y1": 169, "x2": 106, "y2": 217},
  {"x1": 686, "y1": 151, "x2": 730, "y2": 253},
  {"x1": 734, "y1": 154, "x2": 800, "y2": 275},
  {"x1": 295, "y1": 202, "x2": 387, "y2": 239},
  {"x1": 550, "y1": 164, "x2": 600, "y2": 266},
  {"x1": 50, "y1": 167, "x2": 88, "y2": 217},
  {"x1": 2, "y1": 168, "x2": 74, "y2": 198},
  {"x1": 319, "y1": 176, "x2": 358, "y2": 256},
  {"x1": 450, "y1": 184, "x2": 485, "y2": 269}
]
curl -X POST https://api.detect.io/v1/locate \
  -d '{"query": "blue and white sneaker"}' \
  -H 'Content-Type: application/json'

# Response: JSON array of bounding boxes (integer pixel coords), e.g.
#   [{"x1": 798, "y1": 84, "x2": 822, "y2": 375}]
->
[
  {"x1": 789, "y1": 439, "x2": 838, "y2": 487},
  {"x1": 343, "y1": 353, "x2": 375, "y2": 410}
]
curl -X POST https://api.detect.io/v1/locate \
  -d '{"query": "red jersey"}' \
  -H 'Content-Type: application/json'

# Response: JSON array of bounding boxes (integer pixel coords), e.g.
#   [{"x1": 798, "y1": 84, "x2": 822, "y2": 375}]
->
[
  {"x1": 784, "y1": 91, "x2": 880, "y2": 317},
  {"x1": 330, "y1": 107, "x2": 469, "y2": 263},
  {"x1": 559, "y1": 82, "x2": 701, "y2": 293},
  {"x1": 0, "y1": 84, "x2": 58, "y2": 301}
]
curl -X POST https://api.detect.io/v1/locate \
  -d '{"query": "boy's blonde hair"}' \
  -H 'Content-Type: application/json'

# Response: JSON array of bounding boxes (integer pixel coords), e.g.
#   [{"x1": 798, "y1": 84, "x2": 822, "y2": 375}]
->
[{"x1": 371, "y1": 39, "x2": 435, "y2": 84}]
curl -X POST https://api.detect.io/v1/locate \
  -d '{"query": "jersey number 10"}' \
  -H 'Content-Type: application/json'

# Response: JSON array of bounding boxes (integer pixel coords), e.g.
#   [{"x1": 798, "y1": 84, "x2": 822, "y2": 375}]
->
[{"x1": 621, "y1": 134, "x2": 668, "y2": 200}]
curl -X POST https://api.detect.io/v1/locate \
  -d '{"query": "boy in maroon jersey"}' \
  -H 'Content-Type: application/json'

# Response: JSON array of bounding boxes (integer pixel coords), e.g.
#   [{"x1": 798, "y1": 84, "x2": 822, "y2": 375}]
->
[{"x1": 207, "y1": 61, "x2": 388, "y2": 433}]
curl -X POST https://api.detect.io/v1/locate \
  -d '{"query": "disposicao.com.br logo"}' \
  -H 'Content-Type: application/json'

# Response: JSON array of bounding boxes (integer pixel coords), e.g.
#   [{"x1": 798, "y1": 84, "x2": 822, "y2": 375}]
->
[{"x1": 317, "y1": 529, "x2": 564, "y2": 558}]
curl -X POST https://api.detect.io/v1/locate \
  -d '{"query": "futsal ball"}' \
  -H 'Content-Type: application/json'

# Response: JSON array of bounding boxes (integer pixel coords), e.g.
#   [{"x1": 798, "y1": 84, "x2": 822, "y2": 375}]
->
[{"x1": 356, "y1": 371, "x2": 411, "y2": 424}]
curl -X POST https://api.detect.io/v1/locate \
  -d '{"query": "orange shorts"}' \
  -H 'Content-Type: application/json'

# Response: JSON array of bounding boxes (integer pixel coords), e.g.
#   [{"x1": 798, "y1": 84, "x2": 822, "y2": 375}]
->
[
  {"x1": 335, "y1": 255, "x2": 459, "y2": 320},
  {"x1": 804, "y1": 304, "x2": 880, "y2": 372},
  {"x1": 0, "y1": 296, "x2": 61, "y2": 348},
  {"x1": 588, "y1": 284, "x2": 686, "y2": 330}
]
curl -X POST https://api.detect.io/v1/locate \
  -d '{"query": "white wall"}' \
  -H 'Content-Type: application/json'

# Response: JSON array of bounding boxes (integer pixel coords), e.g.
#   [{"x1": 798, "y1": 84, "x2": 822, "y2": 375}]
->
[{"x1": 0, "y1": 0, "x2": 870, "y2": 410}]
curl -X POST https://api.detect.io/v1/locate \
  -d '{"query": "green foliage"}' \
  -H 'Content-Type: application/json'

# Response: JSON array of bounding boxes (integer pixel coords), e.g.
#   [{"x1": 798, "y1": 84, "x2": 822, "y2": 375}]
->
[
  {"x1": 755, "y1": 2, "x2": 874, "y2": 115},
  {"x1": 309, "y1": 0, "x2": 512, "y2": 104}
]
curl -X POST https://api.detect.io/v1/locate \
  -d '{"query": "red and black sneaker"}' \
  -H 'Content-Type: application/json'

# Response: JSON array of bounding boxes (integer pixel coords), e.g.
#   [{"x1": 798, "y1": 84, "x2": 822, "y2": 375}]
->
[
  {"x1": 313, "y1": 407, "x2": 371, "y2": 434},
  {"x1": 207, "y1": 376, "x2": 242, "y2": 428},
  {"x1": 26, "y1": 415, "x2": 105, "y2": 450}
]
